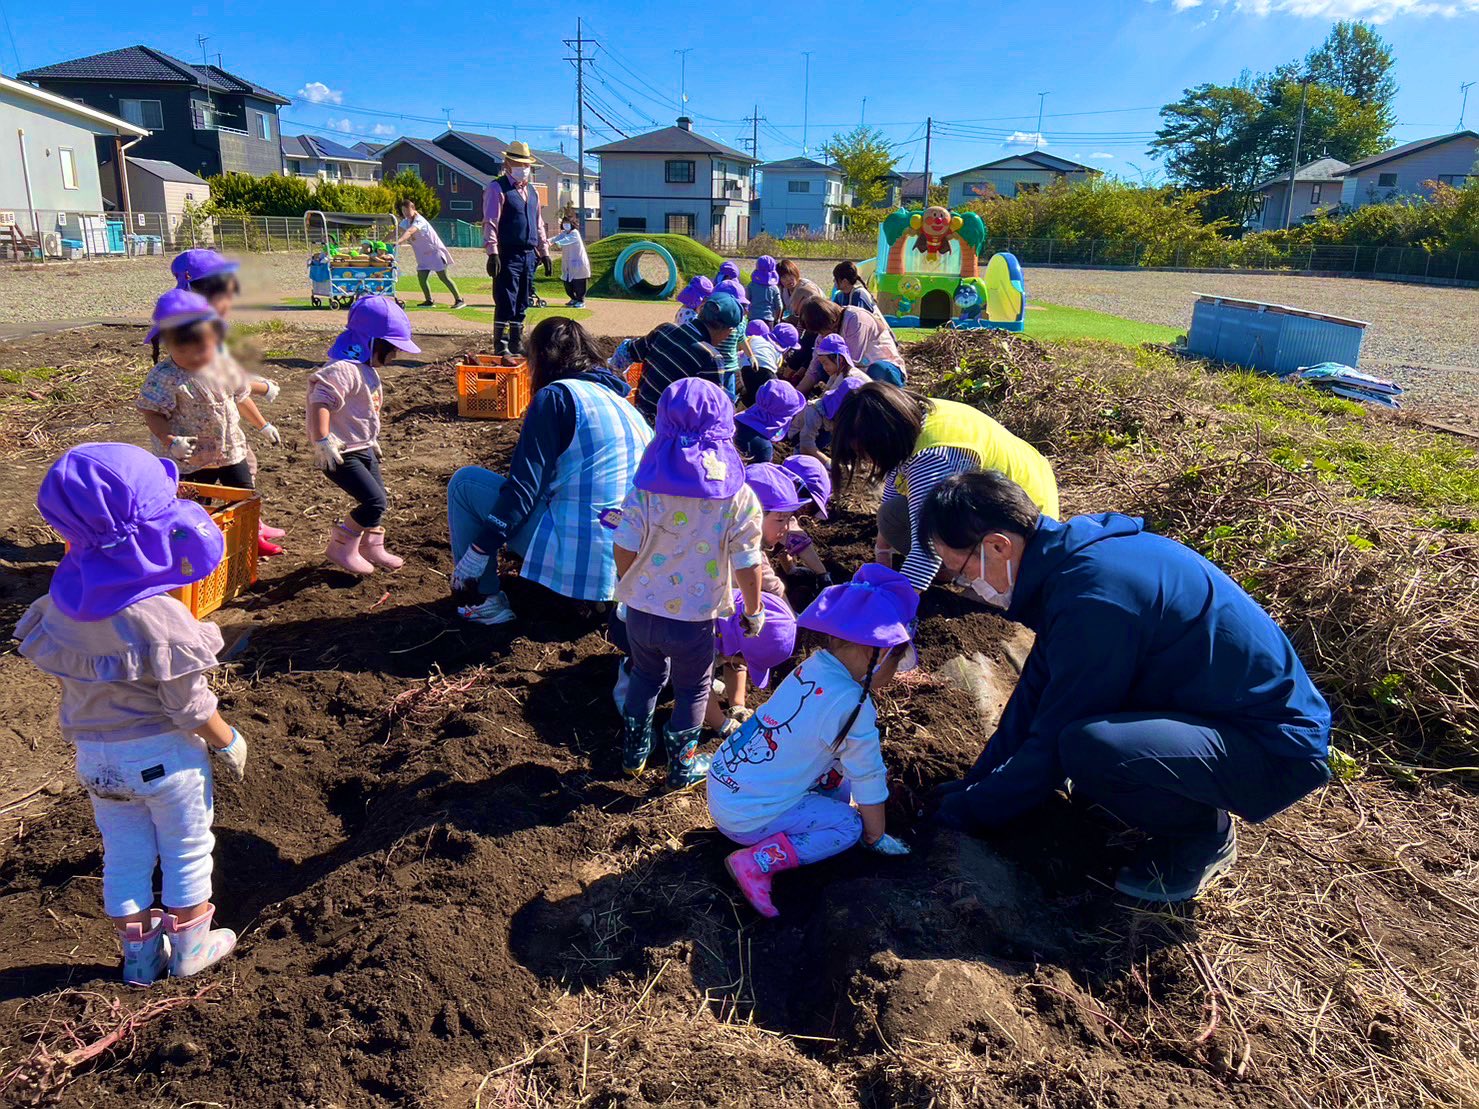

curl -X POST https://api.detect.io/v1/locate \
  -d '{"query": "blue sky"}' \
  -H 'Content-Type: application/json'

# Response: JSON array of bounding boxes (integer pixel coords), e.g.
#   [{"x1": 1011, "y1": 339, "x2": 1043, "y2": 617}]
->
[{"x1": 2, "y1": 0, "x2": 1475, "y2": 178}]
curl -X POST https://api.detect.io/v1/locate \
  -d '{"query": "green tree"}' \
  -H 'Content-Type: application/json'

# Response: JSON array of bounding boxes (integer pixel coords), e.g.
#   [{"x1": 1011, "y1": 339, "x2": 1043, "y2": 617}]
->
[
  {"x1": 1305, "y1": 21, "x2": 1397, "y2": 116},
  {"x1": 1259, "y1": 79, "x2": 1391, "y2": 171},
  {"x1": 1150, "y1": 82, "x2": 1270, "y2": 224},
  {"x1": 384, "y1": 170, "x2": 440, "y2": 219},
  {"x1": 820, "y1": 126, "x2": 897, "y2": 209},
  {"x1": 927, "y1": 183, "x2": 950, "y2": 207}
]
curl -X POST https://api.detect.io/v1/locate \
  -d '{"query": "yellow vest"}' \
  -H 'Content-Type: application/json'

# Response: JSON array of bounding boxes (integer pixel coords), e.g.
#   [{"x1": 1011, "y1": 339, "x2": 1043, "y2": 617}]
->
[{"x1": 897, "y1": 399, "x2": 1060, "y2": 519}]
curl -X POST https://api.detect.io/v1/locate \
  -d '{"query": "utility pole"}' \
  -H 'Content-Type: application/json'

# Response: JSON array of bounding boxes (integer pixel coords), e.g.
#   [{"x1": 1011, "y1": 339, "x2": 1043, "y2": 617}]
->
[
  {"x1": 802, "y1": 52, "x2": 813, "y2": 153},
  {"x1": 675, "y1": 49, "x2": 693, "y2": 116},
  {"x1": 861, "y1": 96, "x2": 867, "y2": 125},
  {"x1": 1035, "y1": 91, "x2": 1048, "y2": 149},
  {"x1": 1461, "y1": 81, "x2": 1476, "y2": 129},
  {"x1": 747, "y1": 104, "x2": 760, "y2": 195},
  {"x1": 1283, "y1": 79, "x2": 1309, "y2": 230},
  {"x1": 563, "y1": 19, "x2": 596, "y2": 228},
  {"x1": 922, "y1": 116, "x2": 933, "y2": 206}
]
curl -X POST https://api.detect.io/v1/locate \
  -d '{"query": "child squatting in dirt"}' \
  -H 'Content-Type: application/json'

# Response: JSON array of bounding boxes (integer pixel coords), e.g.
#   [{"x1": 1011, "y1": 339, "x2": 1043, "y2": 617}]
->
[
  {"x1": 706, "y1": 564, "x2": 916, "y2": 919},
  {"x1": 16, "y1": 444, "x2": 247, "y2": 985}
]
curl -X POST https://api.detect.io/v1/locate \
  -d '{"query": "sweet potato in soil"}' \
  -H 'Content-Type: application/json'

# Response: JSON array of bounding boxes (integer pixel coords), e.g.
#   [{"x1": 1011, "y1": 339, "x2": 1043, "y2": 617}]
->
[{"x1": 0, "y1": 327, "x2": 1474, "y2": 1108}]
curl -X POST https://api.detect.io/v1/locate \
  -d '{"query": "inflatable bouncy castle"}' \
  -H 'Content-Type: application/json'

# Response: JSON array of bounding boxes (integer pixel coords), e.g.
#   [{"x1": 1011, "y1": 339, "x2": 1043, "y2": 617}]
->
[{"x1": 870, "y1": 206, "x2": 1027, "y2": 332}]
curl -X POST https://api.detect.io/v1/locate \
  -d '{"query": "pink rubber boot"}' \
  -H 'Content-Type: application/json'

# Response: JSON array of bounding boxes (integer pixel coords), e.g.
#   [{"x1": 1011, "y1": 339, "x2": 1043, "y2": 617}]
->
[
  {"x1": 260, "y1": 521, "x2": 286, "y2": 540},
  {"x1": 257, "y1": 522, "x2": 283, "y2": 557},
  {"x1": 358, "y1": 527, "x2": 404, "y2": 570},
  {"x1": 117, "y1": 909, "x2": 171, "y2": 986},
  {"x1": 163, "y1": 904, "x2": 236, "y2": 978},
  {"x1": 724, "y1": 833, "x2": 800, "y2": 919},
  {"x1": 326, "y1": 521, "x2": 375, "y2": 575}
]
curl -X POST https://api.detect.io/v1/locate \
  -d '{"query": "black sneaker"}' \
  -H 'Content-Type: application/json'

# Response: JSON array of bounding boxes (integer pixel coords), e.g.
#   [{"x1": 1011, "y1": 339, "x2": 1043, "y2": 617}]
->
[{"x1": 1115, "y1": 823, "x2": 1237, "y2": 903}]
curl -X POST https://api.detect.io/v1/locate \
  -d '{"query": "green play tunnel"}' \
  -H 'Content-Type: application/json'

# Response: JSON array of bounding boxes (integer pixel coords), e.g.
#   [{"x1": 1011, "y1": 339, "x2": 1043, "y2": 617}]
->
[{"x1": 612, "y1": 240, "x2": 680, "y2": 298}]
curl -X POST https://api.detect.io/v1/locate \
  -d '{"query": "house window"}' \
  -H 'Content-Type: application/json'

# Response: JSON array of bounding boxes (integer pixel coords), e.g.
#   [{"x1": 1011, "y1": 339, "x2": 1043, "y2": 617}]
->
[
  {"x1": 787, "y1": 180, "x2": 811, "y2": 193},
  {"x1": 436, "y1": 165, "x2": 444, "y2": 186},
  {"x1": 617, "y1": 216, "x2": 647, "y2": 231},
  {"x1": 665, "y1": 160, "x2": 695, "y2": 184},
  {"x1": 450, "y1": 174, "x2": 458, "y2": 193},
  {"x1": 59, "y1": 147, "x2": 78, "y2": 190},
  {"x1": 666, "y1": 213, "x2": 695, "y2": 235},
  {"x1": 254, "y1": 112, "x2": 273, "y2": 141},
  {"x1": 287, "y1": 159, "x2": 302, "y2": 175},
  {"x1": 1377, "y1": 172, "x2": 1398, "y2": 188},
  {"x1": 1438, "y1": 174, "x2": 1469, "y2": 187},
  {"x1": 397, "y1": 163, "x2": 420, "y2": 179},
  {"x1": 450, "y1": 200, "x2": 475, "y2": 211},
  {"x1": 120, "y1": 98, "x2": 164, "y2": 130},
  {"x1": 1310, "y1": 183, "x2": 1322, "y2": 205}
]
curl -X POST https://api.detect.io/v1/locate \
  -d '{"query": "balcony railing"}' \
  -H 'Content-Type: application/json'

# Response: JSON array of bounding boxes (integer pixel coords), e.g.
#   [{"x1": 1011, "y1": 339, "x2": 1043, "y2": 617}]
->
[{"x1": 191, "y1": 105, "x2": 248, "y2": 135}]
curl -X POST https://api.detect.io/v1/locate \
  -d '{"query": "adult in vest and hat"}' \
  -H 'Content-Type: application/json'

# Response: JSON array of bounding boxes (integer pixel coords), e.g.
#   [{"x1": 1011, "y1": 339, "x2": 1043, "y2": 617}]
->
[{"x1": 483, "y1": 141, "x2": 552, "y2": 357}]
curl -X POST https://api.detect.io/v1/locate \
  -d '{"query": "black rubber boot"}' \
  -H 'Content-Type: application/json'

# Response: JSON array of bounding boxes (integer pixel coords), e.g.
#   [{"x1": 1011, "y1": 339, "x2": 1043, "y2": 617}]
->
[
  {"x1": 508, "y1": 323, "x2": 525, "y2": 356},
  {"x1": 494, "y1": 324, "x2": 509, "y2": 356}
]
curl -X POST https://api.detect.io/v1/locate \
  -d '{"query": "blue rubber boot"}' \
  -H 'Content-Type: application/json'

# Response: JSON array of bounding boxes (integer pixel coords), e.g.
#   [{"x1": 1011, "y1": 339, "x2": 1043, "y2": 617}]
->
[
  {"x1": 664, "y1": 726, "x2": 710, "y2": 790},
  {"x1": 621, "y1": 713, "x2": 654, "y2": 778}
]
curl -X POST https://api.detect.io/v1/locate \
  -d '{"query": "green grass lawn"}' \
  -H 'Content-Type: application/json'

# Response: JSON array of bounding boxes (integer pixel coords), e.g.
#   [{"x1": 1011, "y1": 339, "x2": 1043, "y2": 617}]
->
[{"x1": 894, "y1": 302, "x2": 1183, "y2": 347}]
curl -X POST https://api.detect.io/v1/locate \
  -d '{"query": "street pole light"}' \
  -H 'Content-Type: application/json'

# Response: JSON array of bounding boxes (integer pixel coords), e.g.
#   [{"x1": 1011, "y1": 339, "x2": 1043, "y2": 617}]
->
[
  {"x1": 1035, "y1": 91, "x2": 1049, "y2": 149},
  {"x1": 1461, "y1": 81, "x2": 1476, "y2": 129},
  {"x1": 674, "y1": 49, "x2": 693, "y2": 117},
  {"x1": 802, "y1": 52, "x2": 813, "y2": 153}
]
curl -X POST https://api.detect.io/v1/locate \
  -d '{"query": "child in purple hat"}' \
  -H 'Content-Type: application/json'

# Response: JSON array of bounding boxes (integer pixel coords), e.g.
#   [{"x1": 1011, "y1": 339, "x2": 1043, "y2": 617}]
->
[
  {"x1": 307, "y1": 296, "x2": 420, "y2": 576},
  {"x1": 715, "y1": 260, "x2": 741, "y2": 284},
  {"x1": 703, "y1": 588, "x2": 797, "y2": 738},
  {"x1": 675, "y1": 275, "x2": 715, "y2": 327},
  {"x1": 612, "y1": 378, "x2": 767, "y2": 790},
  {"x1": 711, "y1": 280, "x2": 750, "y2": 400},
  {"x1": 786, "y1": 367, "x2": 868, "y2": 468},
  {"x1": 772, "y1": 323, "x2": 800, "y2": 353},
  {"x1": 744, "y1": 462, "x2": 809, "y2": 598},
  {"x1": 776, "y1": 454, "x2": 833, "y2": 582},
  {"x1": 739, "y1": 320, "x2": 782, "y2": 405},
  {"x1": 17, "y1": 443, "x2": 248, "y2": 984},
  {"x1": 747, "y1": 256, "x2": 784, "y2": 326},
  {"x1": 707, "y1": 564, "x2": 916, "y2": 919},
  {"x1": 734, "y1": 379, "x2": 805, "y2": 465},
  {"x1": 172, "y1": 248, "x2": 287, "y2": 555}
]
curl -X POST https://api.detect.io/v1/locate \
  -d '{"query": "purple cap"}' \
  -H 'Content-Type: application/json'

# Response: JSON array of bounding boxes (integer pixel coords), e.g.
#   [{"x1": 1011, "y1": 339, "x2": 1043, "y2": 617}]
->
[
  {"x1": 716, "y1": 261, "x2": 741, "y2": 282},
  {"x1": 146, "y1": 288, "x2": 219, "y2": 343},
  {"x1": 780, "y1": 455, "x2": 832, "y2": 518},
  {"x1": 745, "y1": 462, "x2": 809, "y2": 514},
  {"x1": 716, "y1": 589, "x2": 797, "y2": 688},
  {"x1": 819, "y1": 372, "x2": 867, "y2": 422},
  {"x1": 633, "y1": 378, "x2": 745, "y2": 500},
  {"x1": 698, "y1": 292, "x2": 744, "y2": 329},
  {"x1": 171, "y1": 249, "x2": 239, "y2": 290},
  {"x1": 816, "y1": 333, "x2": 853, "y2": 361},
  {"x1": 677, "y1": 275, "x2": 714, "y2": 311},
  {"x1": 798, "y1": 564, "x2": 918, "y2": 649},
  {"x1": 745, "y1": 319, "x2": 773, "y2": 340},
  {"x1": 715, "y1": 279, "x2": 749, "y2": 308},
  {"x1": 327, "y1": 295, "x2": 421, "y2": 361},
  {"x1": 750, "y1": 255, "x2": 779, "y2": 286},
  {"x1": 37, "y1": 443, "x2": 226, "y2": 622},
  {"x1": 772, "y1": 323, "x2": 800, "y2": 351},
  {"x1": 734, "y1": 379, "x2": 805, "y2": 442}
]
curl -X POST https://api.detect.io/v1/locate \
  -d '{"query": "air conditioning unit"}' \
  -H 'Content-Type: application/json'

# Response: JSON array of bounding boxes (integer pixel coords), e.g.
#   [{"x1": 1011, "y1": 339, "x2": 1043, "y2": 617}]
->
[{"x1": 41, "y1": 231, "x2": 64, "y2": 258}]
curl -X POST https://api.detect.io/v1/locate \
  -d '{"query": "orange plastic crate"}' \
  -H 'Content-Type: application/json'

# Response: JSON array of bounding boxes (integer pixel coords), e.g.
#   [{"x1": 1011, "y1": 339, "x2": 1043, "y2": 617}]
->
[
  {"x1": 456, "y1": 354, "x2": 531, "y2": 419},
  {"x1": 172, "y1": 482, "x2": 261, "y2": 618}
]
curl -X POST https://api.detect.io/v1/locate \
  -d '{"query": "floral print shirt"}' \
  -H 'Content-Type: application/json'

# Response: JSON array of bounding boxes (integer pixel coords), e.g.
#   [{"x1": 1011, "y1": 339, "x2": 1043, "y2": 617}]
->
[{"x1": 136, "y1": 355, "x2": 250, "y2": 471}]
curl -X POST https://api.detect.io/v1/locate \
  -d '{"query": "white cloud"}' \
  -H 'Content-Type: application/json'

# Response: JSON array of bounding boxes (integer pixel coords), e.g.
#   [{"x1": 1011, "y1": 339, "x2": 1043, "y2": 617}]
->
[
  {"x1": 551, "y1": 124, "x2": 581, "y2": 139},
  {"x1": 1089, "y1": 152, "x2": 1115, "y2": 160},
  {"x1": 297, "y1": 81, "x2": 343, "y2": 105},
  {"x1": 325, "y1": 117, "x2": 356, "y2": 134},
  {"x1": 1162, "y1": 0, "x2": 1478, "y2": 21},
  {"x1": 1004, "y1": 131, "x2": 1047, "y2": 148},
  {"x1": 371, "y1": 123, "x2": 395, "y2": 137}
]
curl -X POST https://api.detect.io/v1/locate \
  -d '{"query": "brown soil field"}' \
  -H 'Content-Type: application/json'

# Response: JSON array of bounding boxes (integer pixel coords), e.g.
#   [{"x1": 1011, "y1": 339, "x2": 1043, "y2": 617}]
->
[{"x1": 0, "y1": 327, "x2": 1474, "y2": 1108}]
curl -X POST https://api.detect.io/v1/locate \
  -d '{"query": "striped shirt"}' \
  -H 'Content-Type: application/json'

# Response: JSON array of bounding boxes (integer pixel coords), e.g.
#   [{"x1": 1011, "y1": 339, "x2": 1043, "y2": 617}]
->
[
  {"x1": 612, "y1": 321, "x2": 726, "y2": 421},
  {"x1": 881, "y1": 446, "x2": 982, "y2": 592}
]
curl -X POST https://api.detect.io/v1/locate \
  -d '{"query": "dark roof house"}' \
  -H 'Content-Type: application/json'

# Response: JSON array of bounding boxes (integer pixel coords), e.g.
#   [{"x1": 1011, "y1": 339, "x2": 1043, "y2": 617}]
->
[
  {"x1": 430, "y1": 130, "x2": 597, "y2": 229},
  {"x1": 590, "y1": 118, "x2": 755, "y2": 162},
  {"x1": 1249, "y1": 157, "x2": 1349, "y2": 230},
  {"x1": 379, "y1": 136, "x2": 492, "y2": 218},
  {"x1": 282, "y1": 134, "x2": 381, "y2": 181},
  {"x1": 19, "y1": 45, "x2": 289, "y2": 178},
  {"x1": 1339, "y1": 130, "x2": 1479, "y2": 209},
  {"x1": 351, "y1": 141, "x2": 385, "y2": 158}
]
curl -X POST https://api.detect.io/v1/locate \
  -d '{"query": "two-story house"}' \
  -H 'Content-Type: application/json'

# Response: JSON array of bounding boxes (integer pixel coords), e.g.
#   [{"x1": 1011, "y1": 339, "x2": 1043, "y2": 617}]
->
[
  {"x1": 18, "y1": 45, "x2": 288, "y2": 180},
  {"x1": 430, "y1": 130, "x2": 598, "y2": 235},
  {"x1": 377, "y1": 137, "x2": 491, "y2": 221},
  {"x1": 591, "y1": 117, "x2": 756, "y2": 246},
  {"x1": 1339, "y1": 130, "x2": 1478, "y2": 209},
  {"x1": 1247, "y1": 157, "x2": 1349, "y2": 230},
  {"x1": 940, "y1": 151, "x2": 1101, "y2": 206},
  {"x1": 878, "y1": 170, "x2": 929, "y2": 209},
  {"x1": 756, "y1": 158, "x2": 850, "y2": 237},
  {"x1": 282, "y1": 135, "x2": 381, "y2": 183}
]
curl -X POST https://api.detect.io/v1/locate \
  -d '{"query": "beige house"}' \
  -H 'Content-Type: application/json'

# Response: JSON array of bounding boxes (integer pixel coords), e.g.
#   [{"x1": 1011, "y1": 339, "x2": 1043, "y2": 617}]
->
[{"x1": 101, "y1": 157, "x2": 209, "y2": 221}]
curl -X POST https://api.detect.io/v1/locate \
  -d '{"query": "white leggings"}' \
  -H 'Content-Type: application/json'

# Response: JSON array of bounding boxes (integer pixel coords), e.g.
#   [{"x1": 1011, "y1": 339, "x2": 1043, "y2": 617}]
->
[{"x1": 74, "y1": 731, "x2": 216, "y2": 917}]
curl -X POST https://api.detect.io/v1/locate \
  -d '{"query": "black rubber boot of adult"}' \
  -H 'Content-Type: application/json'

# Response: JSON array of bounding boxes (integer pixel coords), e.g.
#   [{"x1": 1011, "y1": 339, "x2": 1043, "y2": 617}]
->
[
  {"x1": 494, "y1": 324, "x2": 509, "y2": 356},
  {"x1": 508, "y1": 323, "x2": 525, "y2": 356}
]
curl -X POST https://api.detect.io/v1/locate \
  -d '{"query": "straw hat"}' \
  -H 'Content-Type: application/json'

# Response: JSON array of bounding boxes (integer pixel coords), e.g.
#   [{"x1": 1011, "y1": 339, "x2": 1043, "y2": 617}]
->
[{"x1": 503, "y1": 140, "x2": 539, "y2": 166}]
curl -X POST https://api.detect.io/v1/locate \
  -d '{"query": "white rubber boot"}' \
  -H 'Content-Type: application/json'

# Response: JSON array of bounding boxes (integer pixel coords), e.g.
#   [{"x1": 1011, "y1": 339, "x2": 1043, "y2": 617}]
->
[
  {"x1": 117, "y1": 909, "x2": 170, "y2": 986},
  {"x1": 164, "y1": 904, "x2": 237, "y2": 978}
]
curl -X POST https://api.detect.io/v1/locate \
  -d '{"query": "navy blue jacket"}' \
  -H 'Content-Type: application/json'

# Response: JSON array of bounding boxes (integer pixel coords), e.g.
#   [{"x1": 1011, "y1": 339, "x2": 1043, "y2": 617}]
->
[{"x1": 959, "y1": 513, "x2": 1331, "y2": 826}]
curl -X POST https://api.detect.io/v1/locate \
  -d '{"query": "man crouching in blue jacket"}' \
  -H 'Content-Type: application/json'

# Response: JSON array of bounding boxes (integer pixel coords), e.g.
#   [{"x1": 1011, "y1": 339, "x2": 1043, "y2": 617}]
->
[{"x1": 921, "y1": 471, "x2": 1332, "y2": 903}]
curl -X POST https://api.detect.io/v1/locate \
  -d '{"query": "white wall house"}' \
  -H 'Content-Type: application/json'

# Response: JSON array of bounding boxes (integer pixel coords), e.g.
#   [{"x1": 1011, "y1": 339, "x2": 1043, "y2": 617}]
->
[
  {"x1": 941, "y1": 151, "x2": 1101, "y2": 207},
  {"x1": 1248, "y1": 157, "x2": 1349, "y2": 230},
  {"x1": 1339, "y1": 130, "x2": 1478, "y2": 209},
  {"x1": 281, "y1": 134, "x2": 380, "y2": 182},
  {"x1": 591, "y1": 117, "x2": 755, "y2": 246},
  {"x1": 756, "y1": 158, "x2": 850, "y2": 237}
]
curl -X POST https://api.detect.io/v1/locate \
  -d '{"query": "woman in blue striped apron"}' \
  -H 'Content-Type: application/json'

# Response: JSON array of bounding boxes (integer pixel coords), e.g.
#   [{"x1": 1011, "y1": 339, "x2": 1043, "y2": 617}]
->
[{"x1": 447, "y1": 318, "x2": 653, "y2": 624}]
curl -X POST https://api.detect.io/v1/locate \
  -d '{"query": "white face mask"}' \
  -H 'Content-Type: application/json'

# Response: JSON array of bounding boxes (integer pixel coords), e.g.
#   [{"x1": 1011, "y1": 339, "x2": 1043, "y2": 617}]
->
[
  {"x1": 508, "y1": 165, "x2": 529, "y2": 184},
  {"x1": 968, "y1": 541, "x2": 1014, "y2": 610}
]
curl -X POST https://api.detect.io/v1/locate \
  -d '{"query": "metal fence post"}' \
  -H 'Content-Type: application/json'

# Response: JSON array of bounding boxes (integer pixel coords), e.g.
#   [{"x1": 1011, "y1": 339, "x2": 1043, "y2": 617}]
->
[
  {"x1": 1046, "y1": 238, "x2": 1053, "y2": 264},
  {"x1": 1088, "y1": 240, "x2": 1095, "y2": 265}
]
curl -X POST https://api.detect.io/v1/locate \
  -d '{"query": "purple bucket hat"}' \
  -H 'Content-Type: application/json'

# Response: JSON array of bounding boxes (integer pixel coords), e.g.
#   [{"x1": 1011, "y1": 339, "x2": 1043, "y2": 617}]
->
[
  {"x1": 716, "y1": 261, "x2": 741, "y2": 283},
  {"x1": 772, "y1": 323, "x2": 800, "y2": 351},
  {"x1": 328, "y1": 295, "x2": 421, "y2": 361},
  {"x1": 146, "y1": 289, "x2": 219, "y2": 344},
  {"x1": 735, "y1": 379, "x2": 805, "y2": 442},
  {"x1": 798, "y1": 564, "x2": 919, "y2": 650},
  {"x1": 745, "y1": 462, "x2": 809, "y2": 514},
  {"x1": 677, "y1": 275, "x2": 714, "y2": 311},
  {"x1": 38, "y1": 443, "x2": 226, "y2": 622},
  {"x1": 715, "y1": 279, "x2": 749, "y2": 308},
  {"x1": 780, "y1": 455, "x2": 832, "y2": 518},
  {"x1": 171, "y1": 248, "x2": 239, "y2": 290},
  {"x1": 745, "y1": 319, "x2": 773, "y2": 340},
  {"x1": 716, "y1": 589, "x2": 797, "y2": 688},
  {"x1": 633, "y1": 378, "x2": 745, "y2": 500},
  {"x1": 815, "y1": 333, "x2": 854, "y2": 362},
  {"x1": 819, "y1": 372, "x2": 867, "y2": 422},
  {"x1": 750, "y1": 255, "x2": 779, "y2": 286}
]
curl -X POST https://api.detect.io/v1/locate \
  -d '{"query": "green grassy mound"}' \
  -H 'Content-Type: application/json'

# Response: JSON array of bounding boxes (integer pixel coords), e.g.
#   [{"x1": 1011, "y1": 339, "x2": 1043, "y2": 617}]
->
[{"x1": 586, "y1": 234, "x2": 734, "y2": 300}]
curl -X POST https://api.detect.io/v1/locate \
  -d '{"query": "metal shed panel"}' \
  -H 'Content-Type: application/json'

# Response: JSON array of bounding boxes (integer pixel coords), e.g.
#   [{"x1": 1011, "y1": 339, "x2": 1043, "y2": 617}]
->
[
  {"x1": 1187, "y1": 295, "x2": 1367, "y2": 374},
  {"x1": 1274, "y1": 314, "x2": 1365, "y2": 373}
]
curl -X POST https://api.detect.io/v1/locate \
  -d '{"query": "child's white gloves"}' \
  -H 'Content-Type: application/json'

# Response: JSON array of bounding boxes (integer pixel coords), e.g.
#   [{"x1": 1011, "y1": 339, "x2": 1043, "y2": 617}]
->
[
  {"x1": 258, "y1": 422, "x2": 281, "y2": 446},
  {"x1": 167, "y1": 435, "x2": 198, "y2": 462},
  {"x1": 864, "y1": 833, "x2": 911, "y2": 856},
  {"x1": 213, "y1": 728, "x2": 248, "y2": 782},
  {"x1": 261, "y1": 379, "x2": 281, "y2": 404},
  {"x1": 452, "y1": 547, "x2": 490, "y2": 596},
  {"x1": 741, "y1": 608, "x2": 767, "y2": 638},
  {"x1": 312, "y1": 434, "x2": 345, "y2": 472}
]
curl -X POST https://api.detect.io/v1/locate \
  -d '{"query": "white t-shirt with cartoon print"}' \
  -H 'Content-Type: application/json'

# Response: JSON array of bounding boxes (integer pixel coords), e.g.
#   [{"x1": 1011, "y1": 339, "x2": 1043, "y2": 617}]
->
[{"x1": 706, "y1": 648, "x2": 889, "y2": 836}]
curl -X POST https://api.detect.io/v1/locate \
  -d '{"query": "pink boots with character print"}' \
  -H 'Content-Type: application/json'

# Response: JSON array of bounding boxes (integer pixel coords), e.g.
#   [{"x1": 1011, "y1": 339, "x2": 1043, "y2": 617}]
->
[{"x1": 724, "y1": 832, "x2": 800, "y2": 919}]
